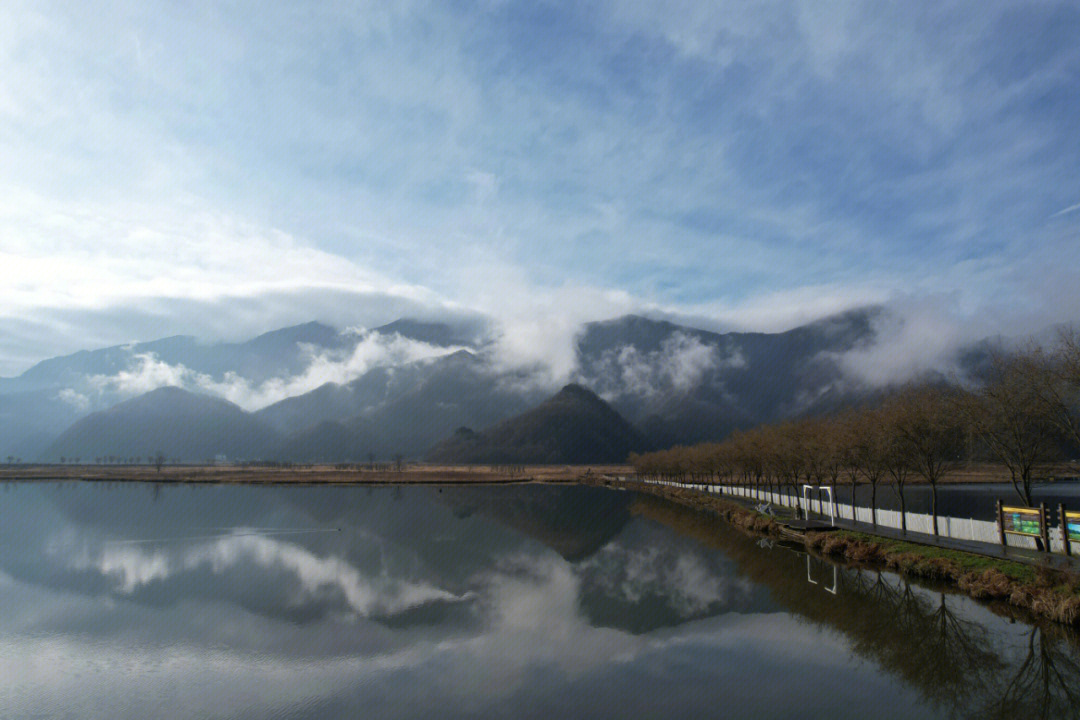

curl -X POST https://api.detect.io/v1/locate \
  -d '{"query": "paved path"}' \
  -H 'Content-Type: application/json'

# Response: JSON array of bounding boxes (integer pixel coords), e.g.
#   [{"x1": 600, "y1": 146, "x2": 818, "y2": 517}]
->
[{"x1": 697, "y1": 487, "x2": 1080, "y2": 572}]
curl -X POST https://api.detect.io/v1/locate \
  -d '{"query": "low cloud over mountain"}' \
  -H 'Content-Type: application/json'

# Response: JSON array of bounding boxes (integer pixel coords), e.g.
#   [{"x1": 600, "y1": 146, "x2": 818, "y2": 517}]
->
[{"x1": 0, "y1": 306, "x2": 1027, "y2": 463}]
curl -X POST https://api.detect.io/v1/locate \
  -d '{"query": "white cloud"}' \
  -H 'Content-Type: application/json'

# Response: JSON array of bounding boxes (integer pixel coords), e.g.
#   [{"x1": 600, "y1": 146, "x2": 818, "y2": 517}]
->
[
  {"x1": 0, "y1": 0, "x2": 1077, "y2": 392},
  {"x1": 88, "y1": 353, "x2": 190, "y2": 397},
  {"x1": 0, "y1": 190, "x2": 437, "y2": 315},
  {"x1": 55, "y1": 388, "x2": 90, "y2": 411},
  {"x1": 475, "y1": 280, "x2": 640, "y2": 388},
  {"x1": 583, "y1": 331, "x2": 744, "y2": 399},
  {"x1": 82, "y1": 330, "x2": 467, "y2": 411},
  {"x1": 1052, "y1": 201, "x2": 1080, "y2": 218},
  {"x1": 825, "y1": 278, "x2": 1080, "y2": 389},
  {"x1": 829, "y1": 305, "x2": 968, "y2": 387},
  {"x1": 680, "y1": 283, "x2": 891, "y2": 334}
]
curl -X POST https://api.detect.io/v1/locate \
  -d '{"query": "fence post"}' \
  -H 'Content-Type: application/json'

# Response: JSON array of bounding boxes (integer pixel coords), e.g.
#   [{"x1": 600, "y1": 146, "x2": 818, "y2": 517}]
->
[
  {"x1": 1061, "y1": 503, "x2": 1071, "y2": 557},
  {"x1": 1040, "y1": 502, "x2": 1051, "y2": 553},
  {"x1": 997, "y1": 500, "x2": 1006, "y2": 547}
]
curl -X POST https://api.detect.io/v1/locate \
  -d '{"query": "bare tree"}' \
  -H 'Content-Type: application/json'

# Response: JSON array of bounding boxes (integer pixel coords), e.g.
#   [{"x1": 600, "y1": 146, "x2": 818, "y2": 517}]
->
[
  {"x1": 890, "y1": 386, "x2": 967, "y2": 536},
  {"x1": 766, "y1": 423, "x2": 806, "y2": 517},
  {"x1": 964, "y1": 349, "x2": 1061, "y2": 507},
  {"x1": 1032, "y1": 327, "x2": 1080, "y2": 452},
  {"x1": 881, "y1": 409, "x2": 913, "y2": 534},
  {"x1": 845, "y1": 407, "x2": 890, "y2": 526}
]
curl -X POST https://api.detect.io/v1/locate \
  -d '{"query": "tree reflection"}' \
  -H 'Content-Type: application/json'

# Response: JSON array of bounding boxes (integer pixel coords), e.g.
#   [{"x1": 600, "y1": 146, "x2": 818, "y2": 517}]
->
[
  {"x1": 977, "y1": 625, "x2": 1080, "y2": 719},
  {"x1": 630, "y1": 492, "x2": 1080, "y2": 720}
]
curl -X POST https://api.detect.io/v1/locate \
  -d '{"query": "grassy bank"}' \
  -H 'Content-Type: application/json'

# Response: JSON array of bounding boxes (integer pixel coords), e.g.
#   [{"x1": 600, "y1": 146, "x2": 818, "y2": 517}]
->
[
  {"x1": 610, "y1": 479, "x2": 1080, "y2": 627},
  {"x1": 807, "y1": 530, "x2": 1080, "y2": 624}
]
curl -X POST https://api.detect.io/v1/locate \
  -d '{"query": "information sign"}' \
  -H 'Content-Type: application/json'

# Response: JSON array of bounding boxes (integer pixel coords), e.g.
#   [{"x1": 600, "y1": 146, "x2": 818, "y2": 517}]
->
[{"x1": 1001, "y1": 506, "x2": 1042, "y2": 537}]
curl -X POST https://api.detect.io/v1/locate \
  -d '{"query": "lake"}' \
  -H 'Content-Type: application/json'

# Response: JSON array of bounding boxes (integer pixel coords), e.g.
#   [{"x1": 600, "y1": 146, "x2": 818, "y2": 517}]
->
[
  {"x1": 0, "y1": 481, "x2": 1077, "y2": 719},
  {"x1": 828, "y1": 481, "x2": 1080, "y2": 520}
]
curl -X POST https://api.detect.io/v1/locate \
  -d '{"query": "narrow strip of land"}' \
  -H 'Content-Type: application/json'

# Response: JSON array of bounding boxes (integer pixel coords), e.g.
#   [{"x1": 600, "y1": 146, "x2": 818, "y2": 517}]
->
[
  {"x1": 0, "y1": 463, "x2": 626, "y2": 484},
  {"x1": 713, "y1": 483, "x2": 1080, "y2": 572}
]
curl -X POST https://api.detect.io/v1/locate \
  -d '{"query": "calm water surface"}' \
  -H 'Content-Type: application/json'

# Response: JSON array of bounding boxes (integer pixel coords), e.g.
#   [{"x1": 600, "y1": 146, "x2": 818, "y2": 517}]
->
[
  {"x1": 0, "y1": 481, "x2": 1078, "y2": 719},
  {"x1": 836, "y1": 480, "x2": 1080, "y2": 519}
]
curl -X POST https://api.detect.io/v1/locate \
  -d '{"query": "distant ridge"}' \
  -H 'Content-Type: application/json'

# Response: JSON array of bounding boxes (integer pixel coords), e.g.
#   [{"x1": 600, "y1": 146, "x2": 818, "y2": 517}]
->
[
  {"x1": 263, "y1": 349, "x2": 541, "y2": 461},
  {"x1": 43, "y1": 386, "x2": 281, "y2": 462},
  {"x1": 427, "y1": 383, "x2": 647, "y2": 464},
  {"x1": 372, "y1": 318, "x2": 486, "y2": 347},
  {"x1": 6, "y1": 308, "x2": 914, "y2": 460}
]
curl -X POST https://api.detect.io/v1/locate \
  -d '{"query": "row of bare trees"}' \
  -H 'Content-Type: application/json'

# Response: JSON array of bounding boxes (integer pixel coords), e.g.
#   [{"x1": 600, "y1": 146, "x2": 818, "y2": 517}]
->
[{"x1": 630, "y1": 331, "x2": 1080, "y2": 536}]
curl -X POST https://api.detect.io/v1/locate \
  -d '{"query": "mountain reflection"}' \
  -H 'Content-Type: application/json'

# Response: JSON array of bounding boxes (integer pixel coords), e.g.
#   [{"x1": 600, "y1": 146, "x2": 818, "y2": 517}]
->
[{"x1": 0, "y1": 482, "x2": 1077, "y2": 719}]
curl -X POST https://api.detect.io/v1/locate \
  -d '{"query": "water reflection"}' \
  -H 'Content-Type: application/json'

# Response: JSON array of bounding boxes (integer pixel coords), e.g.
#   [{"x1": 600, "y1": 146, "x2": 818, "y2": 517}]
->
[
  {"x1": 631, "y1": 494, "x2": 1080, "y2": 720},
  {"x1": 0, "y1": 482, "x2": 1077, "y2": 719}
]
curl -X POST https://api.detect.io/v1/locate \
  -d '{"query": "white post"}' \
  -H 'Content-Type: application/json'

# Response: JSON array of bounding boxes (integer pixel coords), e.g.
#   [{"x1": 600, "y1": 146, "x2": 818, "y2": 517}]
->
[{"x1": 801, "y1": 484, "x2": 835, "y2": 525}]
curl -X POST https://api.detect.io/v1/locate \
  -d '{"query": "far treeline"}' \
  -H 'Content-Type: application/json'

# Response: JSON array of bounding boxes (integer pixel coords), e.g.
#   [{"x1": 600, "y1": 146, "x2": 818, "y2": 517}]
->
[{"x1": 629, "y1": 330, "x2": 1080, "y2": 536}]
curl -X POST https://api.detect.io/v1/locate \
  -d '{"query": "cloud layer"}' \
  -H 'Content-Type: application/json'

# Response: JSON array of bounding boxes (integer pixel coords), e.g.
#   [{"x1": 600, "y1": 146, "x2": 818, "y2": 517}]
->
[
  {"x1": 1, "y1": 1, "x2": 1079, "y2": 383},
  {"x1": 72, "y1": 330, "x2": 467, "y2": 411}
]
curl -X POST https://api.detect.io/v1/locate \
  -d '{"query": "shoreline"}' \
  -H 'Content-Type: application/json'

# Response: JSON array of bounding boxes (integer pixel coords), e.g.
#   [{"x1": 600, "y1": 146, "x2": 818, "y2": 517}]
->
[
  {"x1": 1, "y1": 461, "x2": 1075, "y2": 485},
  {"x1": 0, "y1": 463, "x2": 626, "y2": 484},
  {"x1": 8, "y1": 464, "x2": 1080, "y2": 625},
  {"x1": 594, "y1": 477, "x2": 1080, "y2": 627}
]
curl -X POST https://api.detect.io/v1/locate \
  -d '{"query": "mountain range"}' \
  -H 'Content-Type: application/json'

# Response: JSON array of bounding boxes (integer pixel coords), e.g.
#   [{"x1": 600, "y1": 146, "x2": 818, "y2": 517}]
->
[{"x1": 1, "y1": 309, "x2": 900, "y2": 463}]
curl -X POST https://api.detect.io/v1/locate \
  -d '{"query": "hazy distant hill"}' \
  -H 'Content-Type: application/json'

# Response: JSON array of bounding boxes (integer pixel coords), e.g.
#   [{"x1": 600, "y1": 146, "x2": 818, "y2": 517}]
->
[
  {"x1": 267, "y1": 350, "x2": 542, "y2": 461},
  {"x1": 574, "y1": 309, "x2": 880, "y2": 446},
  {"x1": 0, "y1": 321, "x2": 354, "y2": 457},
  {"x1": 427, "y1": 384, "x2": 646, "y2": 464},
  {"x1": 44, "y1": 387, "x2": 281, "y2": 462},
  {"x1": 8, "y1": 308, "x2": 916, "y2": 461},
  {"x1": 373, "y1": 318, "x2": 489, "y2": 347},
  {"x1": 6, "y1": 321, "x2": 349, "y2": 395},
  {"x1": 0, "y1": 318, "x2": 485, "y2": 458},
  {"x1": 275, "y1": 418, "x2": 385, "y2": 463},
  {"x1": 0, "y1": 389, "x2": 81, "y2": 460},
  {"x1": 254, "y1": 363, "x2": 409, "y2": 435},
  {"x1": 259, "y1": 310, "x2": 881, "y2": 453}
]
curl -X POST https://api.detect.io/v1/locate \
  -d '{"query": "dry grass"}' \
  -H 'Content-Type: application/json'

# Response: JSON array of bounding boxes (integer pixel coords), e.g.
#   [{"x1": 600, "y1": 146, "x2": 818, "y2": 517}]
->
[{"x1": 807, "y1": 530, "x2": 1080, "y2": 625}]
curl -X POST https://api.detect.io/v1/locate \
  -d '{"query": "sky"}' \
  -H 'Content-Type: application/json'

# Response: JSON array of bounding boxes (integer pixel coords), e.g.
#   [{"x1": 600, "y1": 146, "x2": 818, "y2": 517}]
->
[{"x1": 2, "y1": 0, "x2": 1080, "y2": 376}]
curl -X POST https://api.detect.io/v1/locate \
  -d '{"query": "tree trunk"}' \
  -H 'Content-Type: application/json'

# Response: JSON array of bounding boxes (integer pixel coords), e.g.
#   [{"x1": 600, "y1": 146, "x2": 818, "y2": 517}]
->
[
  {"x1": 871, "y1": 482, "x2": 878, "y2": 526},
  {"x1": 930, "y1": 482, "x2": 940, "y2": 537},
  {"x1": 897, "y1": 487, "x2": 907, "y2": 534}
]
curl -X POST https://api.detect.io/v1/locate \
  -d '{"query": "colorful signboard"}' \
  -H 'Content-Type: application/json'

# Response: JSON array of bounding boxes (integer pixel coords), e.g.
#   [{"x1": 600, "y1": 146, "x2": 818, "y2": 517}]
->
[
  {"x1": 1001, "y1": 506, "x2": 1043, "y2": 537},
  {"x1": 1065, "y1": 510, "x2": 1080, "y2": 542}
]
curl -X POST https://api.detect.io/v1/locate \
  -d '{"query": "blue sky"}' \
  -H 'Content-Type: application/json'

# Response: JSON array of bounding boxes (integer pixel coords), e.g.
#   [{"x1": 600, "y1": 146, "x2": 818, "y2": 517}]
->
[{"x1": 1, "y1": 1, "x2": 1079, "y2": 374}]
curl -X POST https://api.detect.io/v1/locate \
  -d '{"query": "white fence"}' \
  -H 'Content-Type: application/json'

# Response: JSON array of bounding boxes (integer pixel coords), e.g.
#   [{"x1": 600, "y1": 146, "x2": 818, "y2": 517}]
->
[{"x1": 637, "y1": 478, "x2": 1067, "y2": 553}]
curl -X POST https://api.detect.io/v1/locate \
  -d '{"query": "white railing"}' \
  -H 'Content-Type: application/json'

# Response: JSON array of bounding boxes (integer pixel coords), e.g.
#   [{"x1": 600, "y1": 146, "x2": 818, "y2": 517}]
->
[{"x1": 634, "y1": 478, "x2": 1064, "y2": 552}]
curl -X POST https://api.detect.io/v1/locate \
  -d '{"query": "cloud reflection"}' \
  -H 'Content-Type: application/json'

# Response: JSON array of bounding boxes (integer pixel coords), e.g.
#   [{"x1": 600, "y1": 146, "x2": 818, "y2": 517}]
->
[{"x1": 61, "y1": 530, "x2": 464, "y2": 617}]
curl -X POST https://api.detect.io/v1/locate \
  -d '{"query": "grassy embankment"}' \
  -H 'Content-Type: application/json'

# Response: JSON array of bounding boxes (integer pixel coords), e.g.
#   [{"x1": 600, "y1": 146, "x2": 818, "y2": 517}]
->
[{"x1": 608, "y1": 479, "x2": 1080, "y2": 626}]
